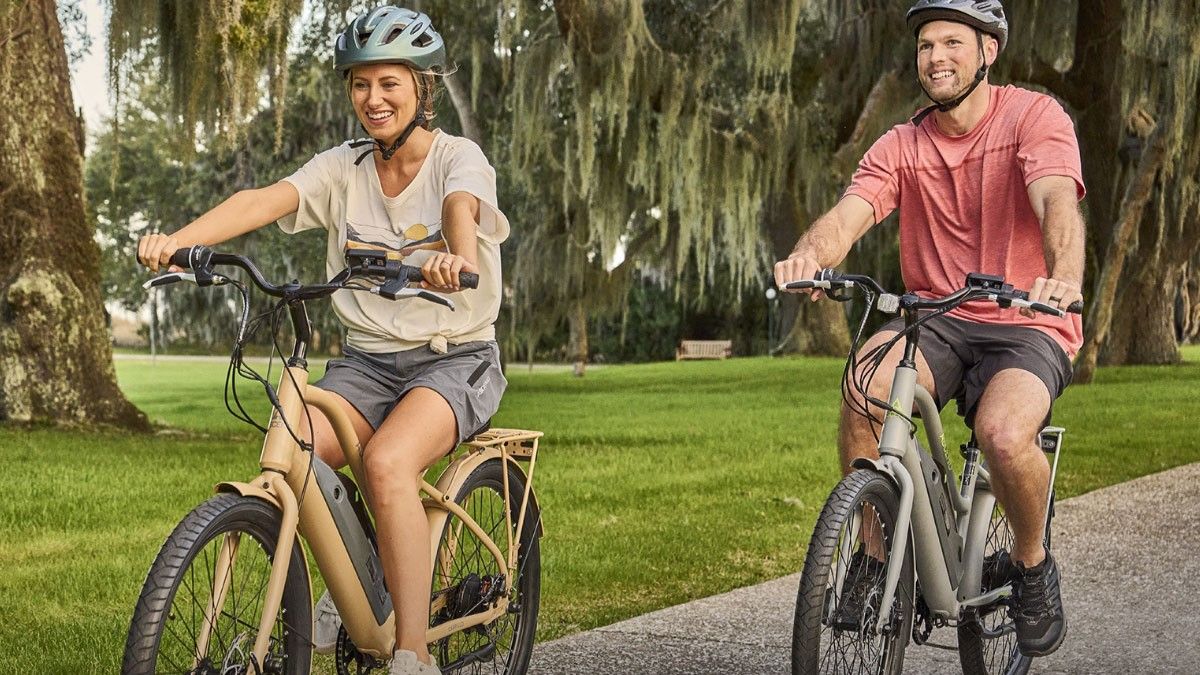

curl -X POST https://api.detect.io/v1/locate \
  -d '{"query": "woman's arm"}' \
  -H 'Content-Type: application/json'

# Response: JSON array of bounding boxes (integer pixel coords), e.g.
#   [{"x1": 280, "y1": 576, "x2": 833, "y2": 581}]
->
[
  {"x1": 421, "y1": 190, "x2": 481, "y2": 291},
  {"x1": 137, "y1": 181, "x2": 300, "y2": 272}
]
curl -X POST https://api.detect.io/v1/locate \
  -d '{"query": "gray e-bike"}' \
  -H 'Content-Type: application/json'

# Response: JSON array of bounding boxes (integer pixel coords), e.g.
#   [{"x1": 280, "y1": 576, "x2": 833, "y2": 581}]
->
[{"x1": 787, "y1": 270, "x2": 1080, "y2": 675}]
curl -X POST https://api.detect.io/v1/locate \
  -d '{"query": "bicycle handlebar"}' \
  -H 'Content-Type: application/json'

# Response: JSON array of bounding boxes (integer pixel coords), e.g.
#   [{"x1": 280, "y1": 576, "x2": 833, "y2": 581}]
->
[
  {"x1": 783, "y1": 269, "x2": 1083, "y2": 319},
  {"x1": 160, "y1": 245, "x2": 478, "y2": 304}
]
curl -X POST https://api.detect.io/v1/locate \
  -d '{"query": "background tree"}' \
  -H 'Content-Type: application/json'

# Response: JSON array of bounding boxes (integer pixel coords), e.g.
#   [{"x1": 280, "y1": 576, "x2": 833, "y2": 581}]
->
[{"x1": 0, "y1": 0, "x2": 147, "y2": 428}]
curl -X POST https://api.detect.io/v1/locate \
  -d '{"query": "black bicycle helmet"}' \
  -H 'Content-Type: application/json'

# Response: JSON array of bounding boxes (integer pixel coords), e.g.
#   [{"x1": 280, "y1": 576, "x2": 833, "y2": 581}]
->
[{"x1": 906, "y1": 0, "x2": 1008, "y2": 52}]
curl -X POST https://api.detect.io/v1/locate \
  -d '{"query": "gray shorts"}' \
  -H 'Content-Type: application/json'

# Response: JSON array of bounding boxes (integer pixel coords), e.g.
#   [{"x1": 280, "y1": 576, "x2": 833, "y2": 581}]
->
[
  {"x1": 314, "y1": 340, "x2": 507, "y2": 444},
  {"x1": 877, "y1": 314, "x2": 1072, "y2": 428}
]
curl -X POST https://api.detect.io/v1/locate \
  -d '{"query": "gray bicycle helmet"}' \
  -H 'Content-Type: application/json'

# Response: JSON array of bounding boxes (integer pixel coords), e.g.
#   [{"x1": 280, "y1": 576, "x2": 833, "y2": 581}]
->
[
  {"x1": 906, "y1": 0, "x2": 1008, "y2": 52},
  {"x1": 334, "y1": 6, "x2": 453, "y2": 74}
]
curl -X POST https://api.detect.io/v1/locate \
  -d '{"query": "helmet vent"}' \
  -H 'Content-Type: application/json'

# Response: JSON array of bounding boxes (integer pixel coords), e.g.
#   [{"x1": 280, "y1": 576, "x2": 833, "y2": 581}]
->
[
  {"x1": 382, "y1": 26, "x2": 407, "y2": 46},
  {"x1": 413, "y1": 32, "x2": 434, "y2": 48}
]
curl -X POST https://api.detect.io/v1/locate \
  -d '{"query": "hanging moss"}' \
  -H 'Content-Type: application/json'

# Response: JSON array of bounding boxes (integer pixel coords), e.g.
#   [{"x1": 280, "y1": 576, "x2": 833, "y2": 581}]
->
[{"x1": 108, "y1": 0, "x2": 303, "y2": 146}]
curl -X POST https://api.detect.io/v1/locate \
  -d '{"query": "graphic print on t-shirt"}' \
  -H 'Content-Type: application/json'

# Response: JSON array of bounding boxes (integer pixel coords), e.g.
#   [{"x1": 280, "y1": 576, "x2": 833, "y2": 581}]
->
[{"x1": 344, "y1": 221, "x2": 448, "y2": 260}]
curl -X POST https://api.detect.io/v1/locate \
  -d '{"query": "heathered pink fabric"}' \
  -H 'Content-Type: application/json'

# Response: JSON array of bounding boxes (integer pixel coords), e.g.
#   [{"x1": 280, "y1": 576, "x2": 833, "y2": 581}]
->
[{"x1": 845, "y1": 85, "x2": 1085, "y2": 356}]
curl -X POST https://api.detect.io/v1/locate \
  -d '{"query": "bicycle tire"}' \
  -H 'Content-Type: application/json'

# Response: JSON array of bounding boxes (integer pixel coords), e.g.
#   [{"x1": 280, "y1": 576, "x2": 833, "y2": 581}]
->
[
  {"x1": 792, "y1": 469, "x2": 913, "y2": 675},
  {"x1": 122, "y1": 492, "x2": 312, "y2": 674},
  {"x1": 958, "y1": 492, "x2": 1055, "y2": 675},
  {"x1": 429, "y1": 459, "x2": 541, "y2": 675}
]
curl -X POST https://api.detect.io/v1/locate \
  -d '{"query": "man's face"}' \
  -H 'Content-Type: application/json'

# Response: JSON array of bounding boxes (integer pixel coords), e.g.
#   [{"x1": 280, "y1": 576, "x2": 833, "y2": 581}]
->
[{"x1": 916, "y1": 20, "x2": 998, "y2": 102}]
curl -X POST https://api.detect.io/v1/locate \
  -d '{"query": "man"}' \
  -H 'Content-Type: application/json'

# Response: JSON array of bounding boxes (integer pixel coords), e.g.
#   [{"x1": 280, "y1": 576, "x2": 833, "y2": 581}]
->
[{"x1": 773, "y1": 0, "x2": 1084, "y2": 657}]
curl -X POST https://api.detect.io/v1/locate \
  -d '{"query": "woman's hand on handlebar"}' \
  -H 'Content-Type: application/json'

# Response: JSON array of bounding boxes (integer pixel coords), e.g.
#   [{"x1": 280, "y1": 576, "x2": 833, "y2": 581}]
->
[
  {"x1": 1023, "y1": 276, "x2": 1083, "y2": 319},
  {"x1": 420, "y1": 252, "x2": 477, "y2": 292},
  {"x1": 137, "y1": 233, "x2": 183, "y2": 274}
]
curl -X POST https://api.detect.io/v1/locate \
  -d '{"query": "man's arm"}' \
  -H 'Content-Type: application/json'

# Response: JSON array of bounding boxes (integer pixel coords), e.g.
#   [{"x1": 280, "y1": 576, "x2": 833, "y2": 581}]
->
[
  {"x1": 1026, "y1": 175, "x2": 1085, "y2": 311},
  {"x1": 773, "y1": 195, "x2": 876, "y2": 299}
]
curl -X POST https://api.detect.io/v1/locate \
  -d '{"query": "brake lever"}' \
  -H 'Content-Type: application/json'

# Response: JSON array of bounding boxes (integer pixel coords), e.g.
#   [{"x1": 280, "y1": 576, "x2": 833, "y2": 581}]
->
[
  {"x1": 143, "y1": 272, "x2": 195, "y2": 289},
  {"x1": 374, "y1": 280, "x2": 457, "y2": 311},
  {"x1": 142, "y1": 272, "x2": 229, "y2": 290}
]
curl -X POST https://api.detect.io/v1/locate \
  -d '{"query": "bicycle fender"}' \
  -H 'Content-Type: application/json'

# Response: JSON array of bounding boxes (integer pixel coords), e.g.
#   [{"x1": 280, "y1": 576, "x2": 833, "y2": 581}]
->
[
  {"x1": 850, "y1": 457, "x2": 900, "y2": 487},
  {"x1": 215, "y1": 480, "x2": 282, "y2": 510}
]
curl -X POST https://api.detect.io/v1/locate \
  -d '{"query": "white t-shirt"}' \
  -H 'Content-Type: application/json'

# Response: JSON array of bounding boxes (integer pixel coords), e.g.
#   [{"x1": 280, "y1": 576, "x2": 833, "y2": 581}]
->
[{"x1": 279, "y1": 131, "x2": 510, "y2": 353}]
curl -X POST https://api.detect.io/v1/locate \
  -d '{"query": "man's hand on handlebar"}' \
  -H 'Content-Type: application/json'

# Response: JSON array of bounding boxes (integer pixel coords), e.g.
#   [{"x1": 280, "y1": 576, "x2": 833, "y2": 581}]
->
[
  {"x1": 421, "y1": 252, "x2": 477, "y2": 292},
  {"x1": 137, "y1": 233, "x2": 184, "y2": 274},
  {"x1": 1024, "y1": 276, "x2": 1083, "y2": 319},
  {"x1": 773, "y1": 253, "x2": 826, "y2": 301}
]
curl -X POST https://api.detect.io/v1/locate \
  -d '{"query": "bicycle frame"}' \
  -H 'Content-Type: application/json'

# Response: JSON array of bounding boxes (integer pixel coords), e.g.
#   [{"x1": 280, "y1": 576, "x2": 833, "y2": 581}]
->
[
  {"x1": 851, "y1": 353, "x2": 1064, "y2": 634},
  {"x1": 196, "y1": 324, "x2": 541, "y2": 666}
]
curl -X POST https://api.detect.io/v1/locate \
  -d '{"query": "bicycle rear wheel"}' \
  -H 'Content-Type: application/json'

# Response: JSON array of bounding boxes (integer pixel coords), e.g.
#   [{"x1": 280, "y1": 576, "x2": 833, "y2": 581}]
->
[
  {"x1": 430, "y1": 459, "x2": 541, "y2": 674},
  {"x1": 958, "y1": 493, "x2": 1055, "y2": 675},
  {"x1": 123, "y1": 492, "x2": 312, "y2": 675},
  {"x1": 793, "y1": 469, "x2": 913, "y2": 675}
]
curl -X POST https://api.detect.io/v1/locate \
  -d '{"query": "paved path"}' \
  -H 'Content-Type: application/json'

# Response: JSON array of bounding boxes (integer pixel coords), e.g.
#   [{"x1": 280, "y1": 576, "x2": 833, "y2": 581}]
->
[{"x1": 529, "y1": 463, "x2": 1200, "y2": 674}]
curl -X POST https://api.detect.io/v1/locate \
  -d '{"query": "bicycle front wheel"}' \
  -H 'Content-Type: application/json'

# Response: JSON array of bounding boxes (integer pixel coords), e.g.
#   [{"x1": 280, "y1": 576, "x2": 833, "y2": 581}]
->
[
  {"x1": 122, "y1": 492, "x2": 312, "y2": 675},
  {"x1": 430, "y1": 459, "x2": 541, "y2": 675},
  {"x1": 958, "y1": 492, "x2": 1055, "y2": 675},
  {"x1": 793, "y1": 469, "x2": 913, "y2": 675}
]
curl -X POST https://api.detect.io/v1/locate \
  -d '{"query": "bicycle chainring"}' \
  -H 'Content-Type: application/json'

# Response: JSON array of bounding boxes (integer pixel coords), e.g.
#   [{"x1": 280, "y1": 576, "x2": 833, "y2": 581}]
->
[
  {"x1": 912, "y1": 588, "x2": 934, "y2": 645},
  {"x1": 335, "y1": 626, "x2": 388, "y2": 675}
]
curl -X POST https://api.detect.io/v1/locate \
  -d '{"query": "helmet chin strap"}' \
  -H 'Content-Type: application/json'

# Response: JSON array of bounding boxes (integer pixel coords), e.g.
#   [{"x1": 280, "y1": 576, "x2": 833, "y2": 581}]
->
[
  {"x1": 352, "y1": 109, "x2": 427, "y2": 166},
  {"x1": 913, "y1": 30, "x2": 989, "y2": 126}
]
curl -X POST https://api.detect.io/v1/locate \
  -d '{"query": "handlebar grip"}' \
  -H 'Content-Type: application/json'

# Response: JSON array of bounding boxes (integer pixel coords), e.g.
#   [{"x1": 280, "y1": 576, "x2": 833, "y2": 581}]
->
[
  {"x1": 1066, "y1": 300, "x2": 1083, "y2": 314},
  {"x1": 401, "y1": 266, "x2": 479, "y2": 289},
  {"x1": 784, "y1": 280, "x2": 817, "y2": 290},
  {"x1": 169, "y1": 247, "x2": 194, "y2": 268},
  {"x1": 169, "y1": 245, "x2": 213, "y2": 271}
]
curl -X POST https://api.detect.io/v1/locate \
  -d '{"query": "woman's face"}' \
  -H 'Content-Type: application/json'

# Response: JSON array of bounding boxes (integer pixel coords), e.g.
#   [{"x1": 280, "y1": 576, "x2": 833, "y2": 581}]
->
[{"x1": 349, "y1": 63, "x2": 420, "y2": 141}]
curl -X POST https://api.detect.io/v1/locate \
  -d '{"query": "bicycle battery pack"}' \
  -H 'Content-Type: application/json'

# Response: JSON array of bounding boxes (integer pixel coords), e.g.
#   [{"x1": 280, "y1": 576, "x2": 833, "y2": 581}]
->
[
  {"x1": 917, "y1": 444, "x2": 964, "y2": 584},
  {"x1": 311, "y1": 458, "x2": 393, "y2": 625}
]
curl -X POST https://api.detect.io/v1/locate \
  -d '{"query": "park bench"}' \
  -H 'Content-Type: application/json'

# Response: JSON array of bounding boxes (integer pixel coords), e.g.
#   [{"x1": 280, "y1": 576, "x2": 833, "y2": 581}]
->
[{"x1": 675, "y1": 339, "x2": 733, "y2": 361}]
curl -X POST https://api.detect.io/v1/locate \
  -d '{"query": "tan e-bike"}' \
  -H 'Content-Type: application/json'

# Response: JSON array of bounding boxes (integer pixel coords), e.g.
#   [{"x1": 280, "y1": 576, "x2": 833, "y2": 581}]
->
[{"x1": 121, "y1": 246, "x2": 543, "y2": 675}]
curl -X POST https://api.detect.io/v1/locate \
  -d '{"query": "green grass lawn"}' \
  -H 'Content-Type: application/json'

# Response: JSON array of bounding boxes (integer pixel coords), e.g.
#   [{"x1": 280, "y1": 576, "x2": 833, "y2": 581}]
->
[{"x1": 1, "y1": 348, "x2": 1197, "y2": 672}]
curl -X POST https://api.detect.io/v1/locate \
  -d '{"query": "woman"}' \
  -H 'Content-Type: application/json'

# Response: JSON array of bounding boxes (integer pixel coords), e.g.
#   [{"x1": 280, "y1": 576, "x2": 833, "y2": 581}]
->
[{"x1": 136, "y1": 7, "x2": 508, "y2": 675}]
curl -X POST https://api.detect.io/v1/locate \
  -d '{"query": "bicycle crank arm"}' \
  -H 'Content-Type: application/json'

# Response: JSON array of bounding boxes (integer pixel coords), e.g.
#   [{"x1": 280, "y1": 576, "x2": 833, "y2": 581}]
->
[
  {"x1": 440, "y1": 642, "x2": 496, "y2": 672},
  {"x1": 959, "y1": 583, "x2": 1013, "y2": 608},
  {"x1": 978, "y1": 618, "x2": 1017, "y2": 639}
]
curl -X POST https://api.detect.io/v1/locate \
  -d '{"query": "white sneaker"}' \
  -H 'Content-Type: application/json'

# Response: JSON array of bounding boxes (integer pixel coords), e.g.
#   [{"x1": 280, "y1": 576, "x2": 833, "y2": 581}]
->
[
  {"x1": 313, "y1": 590, "x2": 342, "y2": 654},
  {"x1": 389, "y1": 649, "x2": 441, "y2": 675}
]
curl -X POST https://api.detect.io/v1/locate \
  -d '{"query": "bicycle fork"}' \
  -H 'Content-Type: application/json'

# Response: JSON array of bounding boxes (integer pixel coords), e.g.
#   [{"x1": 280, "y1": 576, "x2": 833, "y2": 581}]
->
[{"x1": 193, "y1": 472, "x2": 300, "y2": 671}]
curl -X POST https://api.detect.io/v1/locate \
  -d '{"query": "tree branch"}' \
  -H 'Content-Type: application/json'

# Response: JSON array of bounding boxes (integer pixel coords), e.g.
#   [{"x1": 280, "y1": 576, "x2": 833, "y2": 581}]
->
[{"x1": 0, "y1": 28, "x2": 30, "y2": 50}]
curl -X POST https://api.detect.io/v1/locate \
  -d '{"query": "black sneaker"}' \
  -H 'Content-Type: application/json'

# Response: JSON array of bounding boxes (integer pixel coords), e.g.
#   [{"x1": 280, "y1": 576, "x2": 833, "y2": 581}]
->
[
  {"x1": 1012, "y1": 549, "x2": 1067, "y2": 657},
  {"x1": 831, "y1": 550, "x2": 886, "y2": 631}
]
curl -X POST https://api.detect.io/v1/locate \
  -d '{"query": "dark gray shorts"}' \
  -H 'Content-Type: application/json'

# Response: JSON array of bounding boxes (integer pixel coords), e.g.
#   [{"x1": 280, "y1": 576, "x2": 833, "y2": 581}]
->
[
  {"x1": 876, "y1": 314, "x2": 1072, "y2": 427},
  {"x1": 314, "y1": 341, "x2": 506, "y2": 444}
]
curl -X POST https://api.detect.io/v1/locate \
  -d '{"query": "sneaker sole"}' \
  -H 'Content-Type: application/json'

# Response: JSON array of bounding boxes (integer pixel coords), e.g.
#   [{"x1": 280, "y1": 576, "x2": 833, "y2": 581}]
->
[{"x1": 1018, "y1": 615, "x2": 1067, "y2": 658}]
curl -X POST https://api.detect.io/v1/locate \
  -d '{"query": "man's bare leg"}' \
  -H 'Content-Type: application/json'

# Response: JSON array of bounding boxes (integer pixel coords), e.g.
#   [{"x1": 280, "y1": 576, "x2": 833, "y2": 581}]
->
[{"x1": 971, "y1": 368, "x2": 1053, "y2": 567}]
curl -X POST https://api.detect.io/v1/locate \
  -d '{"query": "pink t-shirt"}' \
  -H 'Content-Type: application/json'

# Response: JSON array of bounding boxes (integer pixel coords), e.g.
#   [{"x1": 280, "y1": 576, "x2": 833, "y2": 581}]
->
[{"x1": 845, "y1": 84, "x2": 1085, "y2": 356}]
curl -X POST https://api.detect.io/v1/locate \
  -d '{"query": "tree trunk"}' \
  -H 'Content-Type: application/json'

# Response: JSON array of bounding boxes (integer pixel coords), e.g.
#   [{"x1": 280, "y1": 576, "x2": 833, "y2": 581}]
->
[
  {"x1": 568, "y1": 300, "x2": 588, "y2": 377},
  {"x1": 442, "y1": 71, "x2": 483, "y2": 146},
  {"x1": 765, "y1": 179, "x2": 850, "y2": 357},
  {"x1": 1102, "y1": 269, "x2": 1185, "y2": 365},
  {"x1": 0, "y1": 0, "x2": 148, "y2": 429},
  {"x1": 1182, "y1": 254, "x2": 1200, "y2": 344},
  {"x1": 1073, "y1": 122, "x2": 1166, "y2": 383}
]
